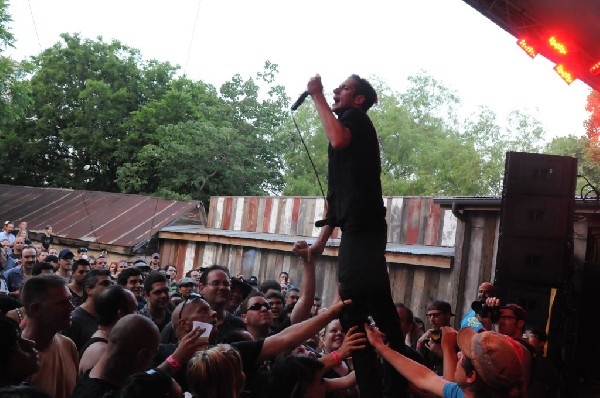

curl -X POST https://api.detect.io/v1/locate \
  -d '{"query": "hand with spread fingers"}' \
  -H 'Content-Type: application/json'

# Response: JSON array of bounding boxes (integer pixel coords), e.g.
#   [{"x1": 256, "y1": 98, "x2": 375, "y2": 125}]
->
[{"x1": 337, "y1": 325, "x2": 367, "y2": 360}]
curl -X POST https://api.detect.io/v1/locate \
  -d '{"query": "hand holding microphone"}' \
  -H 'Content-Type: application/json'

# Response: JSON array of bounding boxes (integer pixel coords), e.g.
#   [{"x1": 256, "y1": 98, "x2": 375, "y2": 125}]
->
[
  {"x1": 291, "y1": 91, "x2": 309, "y2": 111},
  {"x1": 291, "y1": 74, "x2": 323, "y2": 111}
]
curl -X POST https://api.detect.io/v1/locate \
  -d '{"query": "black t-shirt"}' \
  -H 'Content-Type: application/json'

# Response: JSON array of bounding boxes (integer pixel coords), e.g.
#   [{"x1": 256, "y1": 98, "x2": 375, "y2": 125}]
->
[
  {"x1": 326, "y1": 107, "x2": 386, "y2": 231},
  {"x1": 215, "y1": 311, "x2": 246, "y2": 343},
  {"x1": 63, "y1": 306, "x2": 98, "y2": 351},
  {"x1": 71, "y1": 371, "x2": 119, "y2": 398},
  {"x1": 233, "y1": 339, "x2": 266, "y2": 398}
]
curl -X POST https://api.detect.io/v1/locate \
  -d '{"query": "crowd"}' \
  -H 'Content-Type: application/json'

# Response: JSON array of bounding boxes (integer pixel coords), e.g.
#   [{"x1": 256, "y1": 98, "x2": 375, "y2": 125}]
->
[
  {"x1": 0, "y1": 74, "x2": 561, "y2": 398},
  {"x1": 0, "y1": 220, "x2": 560, "y2": 398}
]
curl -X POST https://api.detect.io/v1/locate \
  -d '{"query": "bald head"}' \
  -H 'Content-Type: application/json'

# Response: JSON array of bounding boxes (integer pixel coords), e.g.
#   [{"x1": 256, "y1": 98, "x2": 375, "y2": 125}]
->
[
  {"x1": 477, "y1": 282, "x2": 496, "y2": 301},
  {"x1": 102, "y1": 314, "x2": 160, "y2": 381},
  {"x1": 172, "y1": 297, "x2": 216, "y2": 341},
  {"x1": 110, "y1": 314, "x2": 160, "y2": 351}
]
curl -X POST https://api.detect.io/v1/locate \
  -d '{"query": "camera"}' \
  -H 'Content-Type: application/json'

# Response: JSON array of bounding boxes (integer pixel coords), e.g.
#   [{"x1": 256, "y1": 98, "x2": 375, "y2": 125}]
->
[
  {"x1": 471, "y1": 300, "x2": 500, "y2": 323},
  {"x1": 430, "y1": 329, "x2": 442, "y2": 344}
]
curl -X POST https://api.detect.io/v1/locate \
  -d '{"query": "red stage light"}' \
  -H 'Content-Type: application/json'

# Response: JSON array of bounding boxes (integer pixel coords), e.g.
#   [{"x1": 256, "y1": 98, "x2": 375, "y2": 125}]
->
[
  {"x1": 554, "y1": 64, "x2": 575, "y2": 84},
  {"x1": 517, "y1": 39, "x2": 538, "y2": 58},
  {"x1": 590, "y1": 61, "x2": 600, "y2": 77},
  {"x1": 548, "y1": 36, "x2": 568, "y2": 55}
]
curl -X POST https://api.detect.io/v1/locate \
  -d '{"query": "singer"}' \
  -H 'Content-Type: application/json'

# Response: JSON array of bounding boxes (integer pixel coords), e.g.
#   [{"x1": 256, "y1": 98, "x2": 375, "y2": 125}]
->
[{"x1": 295, "y1": 74, "x2": 409, "y2": 398}]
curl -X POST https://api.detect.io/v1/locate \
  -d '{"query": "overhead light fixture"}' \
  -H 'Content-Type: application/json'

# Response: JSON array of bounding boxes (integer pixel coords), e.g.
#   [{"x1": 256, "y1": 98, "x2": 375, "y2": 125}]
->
[
  {"x1": 548, "y1": 36, "x2": 568, "y2": 55},
  {"x1": 590, "y1": 61, "x2": 600, "y2": 77},
  {"x1": 517, "y1": 38, "x2": 538, "y2": 58},
  {"x1": 554, "y1": 64, "x2": 575, "y2": 84}
]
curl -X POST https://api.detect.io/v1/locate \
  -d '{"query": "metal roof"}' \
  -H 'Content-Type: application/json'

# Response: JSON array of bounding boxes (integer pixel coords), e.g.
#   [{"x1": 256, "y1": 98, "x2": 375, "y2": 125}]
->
[
  {"x1": 0, "y1": 184, "x2": 204, "y2": 252},
  {"x1": 462, "y1": 0, "x2": 600, "y2": 91}
]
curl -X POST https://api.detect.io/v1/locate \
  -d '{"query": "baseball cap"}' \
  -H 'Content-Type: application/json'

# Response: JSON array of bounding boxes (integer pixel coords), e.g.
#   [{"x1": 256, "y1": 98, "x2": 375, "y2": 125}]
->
[
  {"x1": 231, "y1": 277, "x2": 253, "y2": 300},
  {"x1": 134, "y1": 259, "x2": 150, "y2": 269},
  {"x1": 427, "y1": 300, "x2": 455, "y2": 316},
  {"x1": 457, "y1": 328, "x2": 523, "y2": 389},
  {"x1": 32, "y1": 262, "x2": 56, "y2": 276},
  {"x1": 178, "y1": 277, "x2": 197, "y2": 287},
  {"x1": 77, "y1": 247, "x2": 88, "y2": 253},
  {"x1": 45, "y1": 255, "x2": 59, "y2": 263},
  {"x1": 58, "y1": 249, "x2": 74, "y2": 259},
  {"x1": 151, "y1": 253, "x2": 160, "y2": 259}
]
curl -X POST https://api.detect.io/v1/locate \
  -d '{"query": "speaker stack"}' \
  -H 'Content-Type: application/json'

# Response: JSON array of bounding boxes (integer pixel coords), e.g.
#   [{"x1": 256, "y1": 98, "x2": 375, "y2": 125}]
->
[{"x1": 495, "y1": 152, "x2": 577, "y2": 328}]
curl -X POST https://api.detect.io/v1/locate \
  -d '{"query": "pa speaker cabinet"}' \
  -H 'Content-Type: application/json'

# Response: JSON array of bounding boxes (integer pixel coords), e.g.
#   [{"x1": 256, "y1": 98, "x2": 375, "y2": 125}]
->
[
  {"x1": 493, "y1": 281, "x2": 552, "y2": 331},
  {"x1": 500, "y1": 194, "x2": 574, "y2": 239},
  {"x1": 503, "y1": 152, "x2": 577, "y2": 197},
  {"x1": 495, "y1": 236, "x2": 569, "y2": 287}
]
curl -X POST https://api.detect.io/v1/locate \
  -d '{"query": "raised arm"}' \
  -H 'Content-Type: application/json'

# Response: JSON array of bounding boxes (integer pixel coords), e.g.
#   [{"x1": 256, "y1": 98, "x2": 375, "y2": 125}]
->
[
  {"x1": 365, "y1": 324, "x2": 447, "y2": 397},
  {"x1": 290, "y1": 241, "x2": 316, "y2": 324},
  {"x1": 258, "y1": 299, "x2": 350, "y2": 362},
  {"x1": 308, "y1": 75, "x2": 351, "y2": 149},
  {"x1": 440, "y1": 326, "x2": 458, "y2": 382}
]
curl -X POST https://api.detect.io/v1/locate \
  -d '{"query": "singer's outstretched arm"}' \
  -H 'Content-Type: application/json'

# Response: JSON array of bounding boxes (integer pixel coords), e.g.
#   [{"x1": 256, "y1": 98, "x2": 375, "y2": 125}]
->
[{"x1": 308, "y1": 75, "x2": 351, "y2": 149}]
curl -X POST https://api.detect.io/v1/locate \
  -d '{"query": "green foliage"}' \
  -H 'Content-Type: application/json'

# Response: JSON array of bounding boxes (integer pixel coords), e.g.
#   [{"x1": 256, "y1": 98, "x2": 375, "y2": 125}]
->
[
  {"x1": 117, "y1": 61, "x2": 288, "y2": 202},
  {"x1": 280, "y1": 72, "x2": 548, "y2": 197},
  {"x1": 0, "y1": 9, "x2": 575, "y2": 202},
  {"x1": 0, "y1": 0, "x2": 31, "y2": 130},
  {"x1": 0, "y1": 0, "x2": 14, "y2": 51},
  {"x1": 0, "y1": 33, "x2": 180, "y2": 191}
]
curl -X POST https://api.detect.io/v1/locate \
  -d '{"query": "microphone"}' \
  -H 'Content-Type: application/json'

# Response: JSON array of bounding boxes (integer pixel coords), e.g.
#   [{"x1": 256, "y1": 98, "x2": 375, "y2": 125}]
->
[{"x1": 291, "y1": 91, "x2": 310, "y2": 111}]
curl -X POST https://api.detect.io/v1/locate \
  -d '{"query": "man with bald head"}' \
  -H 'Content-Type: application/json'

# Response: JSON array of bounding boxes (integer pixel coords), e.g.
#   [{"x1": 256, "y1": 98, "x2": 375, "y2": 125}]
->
[
  {"x1": 460, "y1": 282, "x2": 496, "y2": 331},
  {"x1": 72, "y1": 314, "x2": 161, "y2": 397}
]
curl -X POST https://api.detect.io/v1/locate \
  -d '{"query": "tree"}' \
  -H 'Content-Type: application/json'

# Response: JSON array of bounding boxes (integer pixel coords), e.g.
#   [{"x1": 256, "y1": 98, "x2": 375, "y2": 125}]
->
[
  {"x1": 0, "y1": 0, "x2": 31, "y2": 129},
  {"x1": 280, "y1": 72, "x2": 547, "y2": 197},
  {"x1": 117, "y1": 61, "x2": 289, "y2": 202},
  {"x1": 1, "y1": 33, "x2": 178, "y2": 190}
]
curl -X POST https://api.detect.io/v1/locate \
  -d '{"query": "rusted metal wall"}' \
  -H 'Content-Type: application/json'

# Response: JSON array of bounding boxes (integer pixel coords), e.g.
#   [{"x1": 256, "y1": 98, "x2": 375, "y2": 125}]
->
[
  {"x1": 160, "y1": 196, "x2": 476, "y2": 323},
  {"x1": 207, "y1": 196, "x2": 456, "y2": 246},
  {"x1": 0, "y1": 184, "x2": 205, "y2": 255}
]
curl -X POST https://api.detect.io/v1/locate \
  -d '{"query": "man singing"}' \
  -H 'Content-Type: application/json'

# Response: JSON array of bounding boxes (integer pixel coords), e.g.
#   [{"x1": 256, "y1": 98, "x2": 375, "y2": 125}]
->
[{"x1": 297, "y1": 74, "x2": 408, "y2": 398}]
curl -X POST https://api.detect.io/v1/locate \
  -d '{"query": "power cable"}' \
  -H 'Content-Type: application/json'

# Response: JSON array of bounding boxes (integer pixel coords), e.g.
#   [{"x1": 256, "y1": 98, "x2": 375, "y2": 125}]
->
[
  {"x1": 183, "y1": 0, "x2": 203, "y2": 76},
  {"x1": 290, "y1": 112, "x2": 326, "y2": 199},
  {"x1": 27, "y1": 0, "x2": 42, "y2": 52}
]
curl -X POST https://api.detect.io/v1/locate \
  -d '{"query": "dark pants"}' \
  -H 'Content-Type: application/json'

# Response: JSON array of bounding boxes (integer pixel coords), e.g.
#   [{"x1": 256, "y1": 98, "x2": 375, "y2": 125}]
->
[{"x1": 337, "y1": 226, "x2": 409, "y2": 398}]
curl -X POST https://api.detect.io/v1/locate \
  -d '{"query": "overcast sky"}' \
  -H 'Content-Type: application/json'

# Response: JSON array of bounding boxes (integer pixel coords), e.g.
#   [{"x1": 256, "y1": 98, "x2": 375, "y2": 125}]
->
[{"x1": 5, "y1": 0, "x2": 592, "y2": 140}]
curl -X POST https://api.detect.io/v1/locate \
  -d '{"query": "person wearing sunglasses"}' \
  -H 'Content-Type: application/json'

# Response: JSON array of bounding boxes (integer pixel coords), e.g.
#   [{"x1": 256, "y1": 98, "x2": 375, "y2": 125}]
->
[
  {"x1": 159, "y1": 291, "x2": 353, "y2": 397},
  {"x1": 240, "y1": 294, "x2": 273, "y2": 340}
]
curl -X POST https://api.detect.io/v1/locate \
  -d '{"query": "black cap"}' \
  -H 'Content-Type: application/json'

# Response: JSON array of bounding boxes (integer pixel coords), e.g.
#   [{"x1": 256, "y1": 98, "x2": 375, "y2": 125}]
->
[
  {"x1": 45, "y1": 254, "x2": 59, "y2": 263},
  {"x1": 427, "y1": 300, "x2": 455, "y2": 316},
  {"x1": 231, "y1": 277, "x2": 253, "y2": 299}
]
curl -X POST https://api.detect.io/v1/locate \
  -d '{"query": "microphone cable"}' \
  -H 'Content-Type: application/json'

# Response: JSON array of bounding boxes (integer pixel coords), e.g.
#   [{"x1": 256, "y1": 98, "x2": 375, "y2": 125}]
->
[{"x1": 290, "y1": 112, "x2": 326, "y2": 199}]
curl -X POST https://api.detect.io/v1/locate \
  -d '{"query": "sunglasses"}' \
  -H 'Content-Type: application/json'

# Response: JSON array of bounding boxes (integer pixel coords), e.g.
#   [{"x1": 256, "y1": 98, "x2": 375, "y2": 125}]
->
[
  {"x1": 247, "y1": 302, "x2": 271, "y2": 312},
  {"x1": 178, "y1": 293, "x2": 204, "y2": 320}
]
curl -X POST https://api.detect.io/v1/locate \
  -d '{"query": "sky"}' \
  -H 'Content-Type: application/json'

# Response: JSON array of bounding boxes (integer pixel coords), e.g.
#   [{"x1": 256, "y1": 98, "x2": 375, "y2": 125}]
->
[{"x1": 5, "y1": 0, "x2": 592, "y2": 141}]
